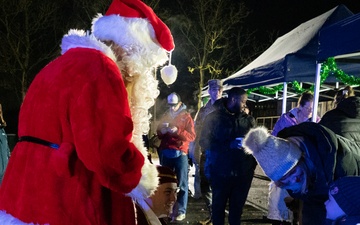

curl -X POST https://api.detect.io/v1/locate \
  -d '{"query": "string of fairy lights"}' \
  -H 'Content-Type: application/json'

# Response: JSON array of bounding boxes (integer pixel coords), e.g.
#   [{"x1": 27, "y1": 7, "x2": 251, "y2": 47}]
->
[{"x1": 246, "y1": 58, "x2": 360, "y2": 95}]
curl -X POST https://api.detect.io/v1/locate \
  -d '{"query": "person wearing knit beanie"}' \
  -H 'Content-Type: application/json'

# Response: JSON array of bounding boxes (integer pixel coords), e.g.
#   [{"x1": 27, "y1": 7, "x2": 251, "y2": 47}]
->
[
  {"x1": 243, "y1": 122, "x2": 360, "y2": 225},
  {"x1": 325, "y1": 176, "x2": 360, "y2": 224},
  {"x1": 243, "y1": 126, "x2": 302, "y2": 182}
]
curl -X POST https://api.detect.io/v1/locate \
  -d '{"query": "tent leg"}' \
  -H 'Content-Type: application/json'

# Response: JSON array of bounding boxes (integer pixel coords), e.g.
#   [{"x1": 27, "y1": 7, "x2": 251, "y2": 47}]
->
[
  {"x1": 282, "y1": 82, "x2": 288, "y2": 114},
  {"x1": 312, "y1": 63, "x2": 322, "y2": 122}
]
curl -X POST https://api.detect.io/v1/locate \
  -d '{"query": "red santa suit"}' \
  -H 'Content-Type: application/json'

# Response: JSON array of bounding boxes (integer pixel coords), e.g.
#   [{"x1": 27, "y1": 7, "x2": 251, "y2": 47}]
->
[{"x1": 0, "y1": 0, "x2": 177, "y2": 224}]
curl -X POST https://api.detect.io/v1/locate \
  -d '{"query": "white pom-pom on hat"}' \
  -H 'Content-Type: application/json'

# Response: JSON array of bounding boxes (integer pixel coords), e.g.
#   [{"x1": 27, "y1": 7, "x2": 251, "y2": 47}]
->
[
  {"x1": 243, "y1": 126, "x2": 269, "y2": 155},
  {"x1": 161, "y1": 64, "x2": 178, "y2": 85}
]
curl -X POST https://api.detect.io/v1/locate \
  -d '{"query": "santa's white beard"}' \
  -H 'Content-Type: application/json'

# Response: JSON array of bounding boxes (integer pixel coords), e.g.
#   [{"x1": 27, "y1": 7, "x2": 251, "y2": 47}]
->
[{"x1": 116, "y1": 47, "x2": 165, "y2": 159}]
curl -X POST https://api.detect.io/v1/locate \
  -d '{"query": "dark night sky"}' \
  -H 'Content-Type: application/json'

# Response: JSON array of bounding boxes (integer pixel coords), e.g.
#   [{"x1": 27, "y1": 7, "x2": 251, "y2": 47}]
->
[
  {"x1": 157, "y1": 0, "x2": 360, "y2": 113},
  {"x1": 243, "y1": 0, "x2": 360, "y2": 38}
]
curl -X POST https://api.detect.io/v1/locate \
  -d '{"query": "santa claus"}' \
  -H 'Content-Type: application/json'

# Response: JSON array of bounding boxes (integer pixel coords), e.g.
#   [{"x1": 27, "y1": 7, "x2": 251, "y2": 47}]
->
[{"x1": 0, "y1": 0, "x2": 177, "y2": 224}]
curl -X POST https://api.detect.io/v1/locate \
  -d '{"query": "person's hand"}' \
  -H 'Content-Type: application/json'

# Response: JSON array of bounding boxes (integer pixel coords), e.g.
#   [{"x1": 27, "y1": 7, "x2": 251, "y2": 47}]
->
[
  {"x1": 284, "y1": 197, "x2": 300, "y2": 212},
  {"x1": 169, "y1": 126, "x2": 178, "y2": 134},
  {"x1": 230, "y1": 139, "x2": 242, "y2": 149}
]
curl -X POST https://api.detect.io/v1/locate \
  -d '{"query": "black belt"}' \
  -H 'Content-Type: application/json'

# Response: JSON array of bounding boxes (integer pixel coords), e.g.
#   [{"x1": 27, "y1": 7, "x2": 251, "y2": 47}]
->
[{"x1": 18, "y1": 136, "x2": 59, "y2": 150}]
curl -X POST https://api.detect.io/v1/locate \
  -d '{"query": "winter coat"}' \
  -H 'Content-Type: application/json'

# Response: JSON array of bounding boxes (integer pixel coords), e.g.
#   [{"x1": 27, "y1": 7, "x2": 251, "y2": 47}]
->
[
  {"x1": 272, "y1": 107, "x2": 320, "y2": 136},
  {"x1": 0, "y1": 34, "x2": 156, "y2": 225},
  {"x1": 135, "y1": 201, "x2": 168, "y2": 225},
  {"x1": 189, "y1": 100, "x2": 219, "y2": 164},
  {"x1": 278, "y1": 122, "x2": 360, "y2": 225},
  {"x1": 199, "y1": 98, "x2": 257, "y2": 177},
  {"x1": 0, "y1": 128, "x2": 9, "y2": 184},
  {"x1": 320, "y1": 96, "x2": 360, "y2": 142},
  {"x1": 157, "y1": 104, "x2": 195, "y2": 154}
]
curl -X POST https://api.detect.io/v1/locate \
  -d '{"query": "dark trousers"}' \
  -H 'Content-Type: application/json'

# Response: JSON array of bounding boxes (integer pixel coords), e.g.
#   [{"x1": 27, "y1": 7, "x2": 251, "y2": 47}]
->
[
  {"x1": 200, "y1": 153, "x2": 212, "y2": 217},
  {"x1": 210, "y1": 173, "x2": 254, "y2": 225}
]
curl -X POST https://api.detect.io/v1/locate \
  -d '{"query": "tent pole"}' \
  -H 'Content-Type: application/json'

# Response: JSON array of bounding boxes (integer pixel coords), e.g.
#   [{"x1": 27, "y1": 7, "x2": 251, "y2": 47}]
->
[
  {"x1": 312, "y1": 63, "x2": 321, "y2": 122},
  {"x1": 282, "y1": 82, "x2": 287, "y2": 114}
]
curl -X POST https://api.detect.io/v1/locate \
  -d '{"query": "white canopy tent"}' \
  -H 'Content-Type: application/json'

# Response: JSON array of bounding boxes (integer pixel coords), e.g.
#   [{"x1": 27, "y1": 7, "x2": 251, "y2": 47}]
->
[{"x1": 209, "y1": 5, "x2": 359, "y2": 117}]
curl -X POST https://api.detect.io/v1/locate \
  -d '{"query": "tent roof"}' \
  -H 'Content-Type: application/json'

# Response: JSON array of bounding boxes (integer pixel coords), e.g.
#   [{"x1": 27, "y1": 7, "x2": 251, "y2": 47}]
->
[
  {"x1": 318, "y1": 12, "x2": 360, "y2": 61},
  {"x1": 220, "y1": 5, "x2": 356, "y2": 96}
]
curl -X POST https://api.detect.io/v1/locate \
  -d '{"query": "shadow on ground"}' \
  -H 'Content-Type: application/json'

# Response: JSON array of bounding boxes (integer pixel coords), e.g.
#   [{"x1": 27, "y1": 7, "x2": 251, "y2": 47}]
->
[{"x1": 170, "y1": 195, "x2": 272, "y2": 225}]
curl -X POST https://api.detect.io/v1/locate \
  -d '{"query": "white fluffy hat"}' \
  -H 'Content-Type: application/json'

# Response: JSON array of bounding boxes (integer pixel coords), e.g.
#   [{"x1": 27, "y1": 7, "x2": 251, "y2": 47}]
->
[
  {"x1": 93, "y1": 0, "x2": 174, "y2": 51},
  {"x1": 243, "y1": 126, "x2": 302, "y2": 181},
  {"x1": 92, "y1": 0, "x2": 178, "y2": 85}
]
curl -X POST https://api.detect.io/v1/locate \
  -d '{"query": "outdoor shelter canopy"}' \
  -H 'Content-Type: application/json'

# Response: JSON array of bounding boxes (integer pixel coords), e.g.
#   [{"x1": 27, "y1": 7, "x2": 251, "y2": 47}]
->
[
  {"x1": 318, "y1": 12, "x2": 360, "y2": 62},
  {"x1": 222, "y1": 5, "x2": 355, "y2": 90}
]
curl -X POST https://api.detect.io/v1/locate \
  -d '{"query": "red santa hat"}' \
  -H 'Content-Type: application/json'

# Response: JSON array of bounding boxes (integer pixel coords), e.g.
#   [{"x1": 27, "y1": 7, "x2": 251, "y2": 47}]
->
[
  {"x1": 105, "y1": 0, "x2": 174, "y2": 51},
  {"x1": 92, "y1": 0, "x2": 177, "y2": 84}
]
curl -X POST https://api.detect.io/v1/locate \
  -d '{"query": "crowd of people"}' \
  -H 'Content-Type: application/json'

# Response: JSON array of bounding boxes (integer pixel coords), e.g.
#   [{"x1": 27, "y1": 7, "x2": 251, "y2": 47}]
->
[
  {"x1": 0, "y1": 0, "x2": 359, "y2": 224},
  {"x1": 151, "y1": 84, "x2": 360, "y2": 225}
]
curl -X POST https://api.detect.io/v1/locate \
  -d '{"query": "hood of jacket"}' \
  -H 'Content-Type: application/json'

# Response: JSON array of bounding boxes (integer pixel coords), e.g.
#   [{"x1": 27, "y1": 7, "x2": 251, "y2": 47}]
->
[{"x1": 336, "y1": 96, "x2": 360, "y2": 118}]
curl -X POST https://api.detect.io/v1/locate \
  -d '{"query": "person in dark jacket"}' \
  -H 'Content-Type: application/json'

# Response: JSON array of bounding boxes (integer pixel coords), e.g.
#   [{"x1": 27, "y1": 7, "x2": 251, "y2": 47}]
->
[
  {"x1": 324, "y1": 176, "x2": 360, "y2": 225},
  {"x1": 189, "y1": 79, "x2": 223, "y2": 225},
  {"x1": 320, "y1": 87, "x2": 360, "y2": 142},
  {"x1": 199, "y1": 87, "x2": 257, "y2": 225},
  {"x1": 244, "y1": 123, "x2": 360, "y2": 225}
]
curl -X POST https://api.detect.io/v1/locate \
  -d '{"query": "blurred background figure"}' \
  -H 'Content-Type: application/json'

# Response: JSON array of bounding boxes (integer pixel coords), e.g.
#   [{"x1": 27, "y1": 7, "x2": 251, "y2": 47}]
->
[
  {"x1": 0, "y1": 103, "x2": 10, "y2": 184},
  {"x1": 333, "y1": 85, "x2": 355, "y2": 109},
  {"x1": 325, "y1": 176, "x2": 360, "y2": 224},
  {"x1": 320, "y1": 86, "x2": 360, "y2": 142},
  {"x1": 272, "y1": 91, "x2": 320, "y2": 136},
  {"x1": 136, "y1": 165, "x2": 178, "y2": 225},
  {"x1": 189, "y1": 79, "x2": 223, "y2": 225},
  {"x1": 156, "y1": 92, "x2": 196, "y2": 222}
]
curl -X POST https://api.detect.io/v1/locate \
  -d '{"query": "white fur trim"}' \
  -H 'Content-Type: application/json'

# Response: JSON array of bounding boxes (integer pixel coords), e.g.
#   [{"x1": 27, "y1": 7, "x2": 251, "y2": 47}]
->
[
  {"x1": 0, "y1": 211, "x2": 48, "y2": 225},
  {"x1": 126, "y1": 160, "x2": 158, "y2": 201},
  {"x1": 92, "y1": 14, "x2": 165, "y2": 56},
  {"x1": 61, "y1": 29, "x2": 116, "y2": 62}
]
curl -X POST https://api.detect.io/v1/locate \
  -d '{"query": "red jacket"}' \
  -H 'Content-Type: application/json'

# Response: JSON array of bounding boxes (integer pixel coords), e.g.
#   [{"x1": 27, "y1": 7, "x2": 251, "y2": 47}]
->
[
  {"x1": 157, "y1": 107, "x2": 195, "y2": 154},
  {"x1": 0, "y1": 37, "x2": 154, "y2": 225}
]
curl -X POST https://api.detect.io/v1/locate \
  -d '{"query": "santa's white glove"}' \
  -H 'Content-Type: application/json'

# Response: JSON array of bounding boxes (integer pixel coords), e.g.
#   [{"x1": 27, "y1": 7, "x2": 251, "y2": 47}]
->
[{"x1": 126, "y1": 161, "x2": 158, "y2": 201}]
